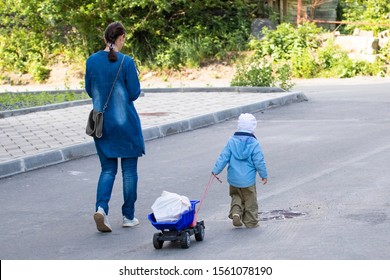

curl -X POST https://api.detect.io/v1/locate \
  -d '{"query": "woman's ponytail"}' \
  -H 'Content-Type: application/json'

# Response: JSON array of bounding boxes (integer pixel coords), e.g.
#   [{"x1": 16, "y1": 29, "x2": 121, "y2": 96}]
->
[
  {"x1": 108, "y1": 42, "x2": 117, "y2": 62},
  {"x1": 104, "y1": 22, "x2": 126, "y2": 62}
]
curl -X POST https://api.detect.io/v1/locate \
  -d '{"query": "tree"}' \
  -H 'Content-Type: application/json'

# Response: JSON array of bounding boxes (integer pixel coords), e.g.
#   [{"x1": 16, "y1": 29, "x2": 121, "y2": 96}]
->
[
  {"x1": 340, "y1": 0, "x2": 390, "y2": 34},
  {"x1": 1, "y1": 0, "x2": 254, "y2": 81}
]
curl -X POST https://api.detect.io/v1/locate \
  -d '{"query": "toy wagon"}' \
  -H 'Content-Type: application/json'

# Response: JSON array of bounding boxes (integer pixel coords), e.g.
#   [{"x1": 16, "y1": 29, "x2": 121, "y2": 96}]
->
[{"x1": 148, "y1": 200, "x2": 205, "y2": 249}]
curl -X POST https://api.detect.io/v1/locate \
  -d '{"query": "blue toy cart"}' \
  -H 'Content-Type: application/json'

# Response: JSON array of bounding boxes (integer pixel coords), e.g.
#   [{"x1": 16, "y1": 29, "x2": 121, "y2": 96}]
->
[{"x1": 148, "y1": 200, "x2": 205, "y2": 249}]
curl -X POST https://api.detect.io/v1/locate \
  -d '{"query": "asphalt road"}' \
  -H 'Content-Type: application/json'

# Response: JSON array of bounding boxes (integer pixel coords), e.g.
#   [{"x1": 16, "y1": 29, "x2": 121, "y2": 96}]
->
[{"x1": 1, "y1": 78, "x2": 390, "y2": 261}]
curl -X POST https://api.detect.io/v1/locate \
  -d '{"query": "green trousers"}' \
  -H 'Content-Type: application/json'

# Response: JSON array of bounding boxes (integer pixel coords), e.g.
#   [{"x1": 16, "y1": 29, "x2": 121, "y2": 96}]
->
[{"x1": 229, "y1": 185, "x2": 259, "y2": 227}]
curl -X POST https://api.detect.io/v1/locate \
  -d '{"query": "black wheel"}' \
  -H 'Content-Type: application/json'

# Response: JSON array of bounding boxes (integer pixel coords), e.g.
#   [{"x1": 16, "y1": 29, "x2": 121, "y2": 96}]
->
[
  {"x1": 153, "y1": 233, "x2": 164, "y2": 249},
  {"x1": 195, "y1": 224, "x2": 205, "y2": 241},
  {"x1": 180, "y1": 231, "x2": 191, "y2": 249}
]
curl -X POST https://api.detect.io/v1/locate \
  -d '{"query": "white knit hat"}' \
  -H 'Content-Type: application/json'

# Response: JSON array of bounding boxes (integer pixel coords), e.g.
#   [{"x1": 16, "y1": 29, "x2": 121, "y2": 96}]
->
[{"x1": 237, "y1": 113, "x2": 257, "y2": 133}]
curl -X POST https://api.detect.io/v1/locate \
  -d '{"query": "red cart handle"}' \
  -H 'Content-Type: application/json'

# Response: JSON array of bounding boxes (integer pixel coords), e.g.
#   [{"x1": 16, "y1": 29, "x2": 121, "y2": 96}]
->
[{"x1": 197, "y1": 173, "x2": 222, "y2": 213}]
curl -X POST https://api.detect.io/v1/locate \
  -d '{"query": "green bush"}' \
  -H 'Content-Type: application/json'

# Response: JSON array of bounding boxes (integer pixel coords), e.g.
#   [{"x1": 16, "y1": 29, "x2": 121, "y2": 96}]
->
[
  {"x1": 245, "y1": 22, "x2": 387, "y2": 80},
  {"x1": 274, "y1": 62, "x2": 295, "y2": 90},
  {"x1": 154, "y1": 33, "x2": 225, "y2": 69},
  {"x1": 253, "y1": 23, "x2": 298, "y2": 61},
  {"x1": 377, "y1": 40, "x2": 390, "y2": 76},
  {"x1": 316, "y1": 39, "x2": 382, "y2": 78},
  {"x1": 231, "y1": 59, "x2": 274, "y2": 87},
  {"x1": 291, "y1": 48, "x2": 320, "y2": 78},
  {"x1": 340, "y1": 59, "x2": 381, "y2": 78},
  {"x1": 231, "y1": 57, "x2": 294, "y2": 90},
  {"x1": 252, "y1": 22, "x2": 323, "y2": 62},
  {"x1": 29, "y1": 63, "x2": 51, "y2": 82},
  {"x1": 339, "y1": 0, "x2": 390, "y2": 35},
  {"x1": 0, "y1": 0, "x2": 252, "y2": 81}
]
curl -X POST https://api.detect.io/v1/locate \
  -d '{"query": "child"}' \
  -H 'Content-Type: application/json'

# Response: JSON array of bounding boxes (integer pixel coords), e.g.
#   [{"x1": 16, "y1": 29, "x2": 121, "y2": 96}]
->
[{"x1": 212, "y1": 113, "x2": 268, "y2": 228}]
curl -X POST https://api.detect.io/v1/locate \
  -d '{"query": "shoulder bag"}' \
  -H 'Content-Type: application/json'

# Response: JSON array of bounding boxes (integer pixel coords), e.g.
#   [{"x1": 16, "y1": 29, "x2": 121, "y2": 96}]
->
[{"x1": 86, "y1": 55, "x2": 125, "y2": 138}]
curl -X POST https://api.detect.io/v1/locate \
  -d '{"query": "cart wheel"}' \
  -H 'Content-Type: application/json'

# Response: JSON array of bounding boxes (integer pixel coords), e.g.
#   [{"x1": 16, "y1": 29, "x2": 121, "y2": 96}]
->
[
  {"x1": 195, "y1": 224, "x2": 205, "y2": 241},
  {"x1": 180, "y1": 231, "x2": 191, "y2": 249},
  {"x1": 153, "y1": 233, "x2": 164, "y2": 249}
]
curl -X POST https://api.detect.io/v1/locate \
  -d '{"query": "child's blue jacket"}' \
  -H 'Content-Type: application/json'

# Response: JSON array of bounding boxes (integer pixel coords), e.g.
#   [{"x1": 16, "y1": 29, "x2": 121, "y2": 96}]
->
[{"x1": 212, "y1": 132, "x2": 268, "y2": 188}]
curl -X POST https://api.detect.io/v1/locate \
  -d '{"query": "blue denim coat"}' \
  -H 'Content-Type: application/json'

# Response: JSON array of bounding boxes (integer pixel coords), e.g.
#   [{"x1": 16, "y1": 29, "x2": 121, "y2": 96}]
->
[
  {"x1": 212, "y1": 132, "x2": 267, "y2": 188},
  {"x1": 85, "y1": 51, "x2": 145, "y2": 158}
]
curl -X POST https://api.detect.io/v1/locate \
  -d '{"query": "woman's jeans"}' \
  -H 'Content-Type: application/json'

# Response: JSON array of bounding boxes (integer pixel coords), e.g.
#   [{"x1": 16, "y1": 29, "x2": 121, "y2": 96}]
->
[{"x1": 95, "y1": 145, "x2": 138, "y2": 220}]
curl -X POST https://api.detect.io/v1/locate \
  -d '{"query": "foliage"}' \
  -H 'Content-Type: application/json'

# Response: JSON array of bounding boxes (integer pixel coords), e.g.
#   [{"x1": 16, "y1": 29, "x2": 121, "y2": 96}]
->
[
  {"x1": 274, "y1": 62, "x2": 296, "y2": 90},
  {"x1": 231, "y1": 57, "x2": 295, "y2": 90},
  {"x1": 231, "y1": 59, "x2": 274, "y2": 88},
  {"x1": 236, "y1": 23, "x2": 321, "y2": 85},
  {"x1": 1, "y1": 0, "x2": 389, "y2": 84},
  {"x1": 291, "y1": 48, "x2": 319, "y2": 78},
  {"x1": 0, "y1": 91, "x2": 90, "y2": 111},
  {"x1": 339, "y1": 0, "x2": 390, "y2": 35},
  {"x1": 240, "y1": 22, "x2": 386, "y2": 82},
  {"x1": 251, "y1": 22, "x2": 323, "y2": 62},
  {"x1": 0, "y1": 0, "x2": 55, "y2": 80},
  {"x1": 0, "y1": 0, "x2": 253, "y2": 83},
  {"x1": 377, "y1": 40, "x2": 390, "y2": 76}
]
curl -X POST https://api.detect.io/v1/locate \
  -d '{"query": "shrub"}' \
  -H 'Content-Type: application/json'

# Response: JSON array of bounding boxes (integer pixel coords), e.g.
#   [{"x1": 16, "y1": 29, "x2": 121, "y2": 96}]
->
[
  {"x1": 274, "y1": 62, "x2": 295, "y2": 90},
  {"x1": 231, "y1": 59, "x2": 274, "y2": 87},
  {"x1": 252, "y1": 22, "x2": 323, "y2": 62},
  {"x1": 245, "y1": 21, "x2": 387, "y2": 80},
  {"x1": 1, "y1": 0, "x2": 253, "y2": 80},
  {"x1": 29, "y1": 63, "x2": 51, "y2": 82},
  {"x1": 339, "y1": 0, "x2": 390, "y2": 35},
  {"x1": 253, "y1": 23, "x2": 298, "y2": 61},
  {"x1": 231, "y1": 57, "x2": 294, "y2": 90},
  {"x1": 291, "y1": 48, "x2": 320, "y2": 78},
  {"x1": 377, "y1": 40, "x2": 390, "y2": 76}
]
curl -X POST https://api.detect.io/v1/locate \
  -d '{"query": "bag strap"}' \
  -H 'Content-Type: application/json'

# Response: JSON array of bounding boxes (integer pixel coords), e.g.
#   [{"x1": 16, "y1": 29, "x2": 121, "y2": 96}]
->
[{"x1": 102, "y1": 55, "x2": 125, "y2": 113}]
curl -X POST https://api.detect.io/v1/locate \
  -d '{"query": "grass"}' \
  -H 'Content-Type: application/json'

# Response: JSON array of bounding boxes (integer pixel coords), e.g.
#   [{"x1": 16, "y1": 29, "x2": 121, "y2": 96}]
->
[{"x1": 0, "y1": 91, "x2": 90, "y2": 111}]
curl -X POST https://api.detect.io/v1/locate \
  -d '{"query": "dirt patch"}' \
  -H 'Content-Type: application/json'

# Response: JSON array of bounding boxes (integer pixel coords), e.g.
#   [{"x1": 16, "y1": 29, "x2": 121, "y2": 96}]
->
[
  {"x1": 140, "y1": 63, "x2": 237, "y2": 88},
  {"x1": 45, "y1": 61, "x2": 85, "y2": 88},
  {"x1": 0, "y1": 62, "x2": 237, "y2": 92}
]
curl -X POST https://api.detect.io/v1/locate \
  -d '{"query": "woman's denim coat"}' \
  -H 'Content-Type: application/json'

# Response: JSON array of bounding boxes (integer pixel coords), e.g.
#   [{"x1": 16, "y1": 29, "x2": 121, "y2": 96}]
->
[{"x1": 85, "y1": 51, "x2": 145, "y2": 158}]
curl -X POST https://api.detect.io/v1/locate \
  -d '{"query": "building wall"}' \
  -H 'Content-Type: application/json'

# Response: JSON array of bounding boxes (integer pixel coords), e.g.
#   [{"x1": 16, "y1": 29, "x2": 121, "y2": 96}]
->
[
  {"x1": 269, "y1": 0, "x2": 340, "y2": 29},
  {"x1": 264, "y1": 0, "x2": 340, "y2": 30}
]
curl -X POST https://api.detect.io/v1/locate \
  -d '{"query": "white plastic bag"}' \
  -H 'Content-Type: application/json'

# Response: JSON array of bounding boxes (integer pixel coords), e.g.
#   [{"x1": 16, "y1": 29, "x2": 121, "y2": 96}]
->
[{"x1": 151, "y1": 191, "x2": 191, "y2": 222}]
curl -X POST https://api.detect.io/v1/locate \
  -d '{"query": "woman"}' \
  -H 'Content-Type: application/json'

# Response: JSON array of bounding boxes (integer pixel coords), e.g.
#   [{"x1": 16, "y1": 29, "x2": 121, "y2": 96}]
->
[{"x1": 85, "y1": 22, "x2": 145, "y2": 232}]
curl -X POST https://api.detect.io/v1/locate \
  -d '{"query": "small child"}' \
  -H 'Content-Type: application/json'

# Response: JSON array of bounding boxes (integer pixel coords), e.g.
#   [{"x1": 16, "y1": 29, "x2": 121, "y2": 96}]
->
[{"x1": 212, "y1": 113, "x2": 268, "y2": 228}]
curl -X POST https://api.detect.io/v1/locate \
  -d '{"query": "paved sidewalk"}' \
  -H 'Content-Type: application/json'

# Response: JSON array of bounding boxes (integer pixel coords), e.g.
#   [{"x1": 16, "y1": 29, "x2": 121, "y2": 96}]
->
[{"x1": 0, "y1": 87, "x2": 306, "y2": 178}]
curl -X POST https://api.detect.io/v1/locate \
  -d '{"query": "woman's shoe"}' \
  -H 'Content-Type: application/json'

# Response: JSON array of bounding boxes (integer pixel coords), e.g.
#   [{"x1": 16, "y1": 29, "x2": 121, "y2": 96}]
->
[
  {"x1": 122, "y1": 216, "x2": 140, "y2": 227},
  {"x1": 94, "y1": 206, "x2": 112, "y2": 232}
]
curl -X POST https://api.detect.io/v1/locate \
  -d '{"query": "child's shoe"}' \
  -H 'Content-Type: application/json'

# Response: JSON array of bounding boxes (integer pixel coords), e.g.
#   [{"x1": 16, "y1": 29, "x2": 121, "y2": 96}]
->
[
  {"x1": 232, "y1": 214, "x2": 243, "y2": 227},
  {"x1": 94, "y1": 206, "x2": 112, "y2": 232},
  {"x1": 245, "y1": 223, "x2": 259, "y2": 228}
]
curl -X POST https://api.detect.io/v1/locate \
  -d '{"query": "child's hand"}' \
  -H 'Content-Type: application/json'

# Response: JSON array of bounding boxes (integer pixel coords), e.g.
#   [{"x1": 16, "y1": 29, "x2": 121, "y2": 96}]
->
[
  {"x1": 262, "y1": 178, "x2": 268, "y2": 185},
  {"x1": 212, "y1": 172, "x2": 222, "y2": 183}
]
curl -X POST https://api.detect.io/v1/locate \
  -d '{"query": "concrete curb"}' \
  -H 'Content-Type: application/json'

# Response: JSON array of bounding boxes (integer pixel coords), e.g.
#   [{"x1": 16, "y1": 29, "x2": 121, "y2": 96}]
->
[
  {"x1": 141, "y1": 86, "x2": 285, "y2": 93},
  {"x1": 0, "y1": 91, "x2": 307, "y2": 179}
]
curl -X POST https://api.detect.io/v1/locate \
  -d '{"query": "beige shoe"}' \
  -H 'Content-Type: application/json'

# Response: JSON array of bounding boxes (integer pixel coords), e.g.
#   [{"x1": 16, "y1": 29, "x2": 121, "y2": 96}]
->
[
  {"x1": 245, "y1": 223, "x2": 259, "y2": 228},
  {"x1": 232, "y1": 214, "x2": 243, "y2": 227}
]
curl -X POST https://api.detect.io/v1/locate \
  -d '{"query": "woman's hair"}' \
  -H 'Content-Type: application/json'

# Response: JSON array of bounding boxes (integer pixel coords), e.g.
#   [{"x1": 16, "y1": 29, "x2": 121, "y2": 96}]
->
[{"x1": 104, "y1": 22, "x2": 126, "y2": 62}]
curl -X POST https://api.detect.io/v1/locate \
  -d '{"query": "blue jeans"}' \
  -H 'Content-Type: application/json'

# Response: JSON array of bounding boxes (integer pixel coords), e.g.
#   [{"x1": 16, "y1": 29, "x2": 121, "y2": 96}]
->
[{"x1": 95, "y1": 145, "x2": 138, "y2": 220}]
